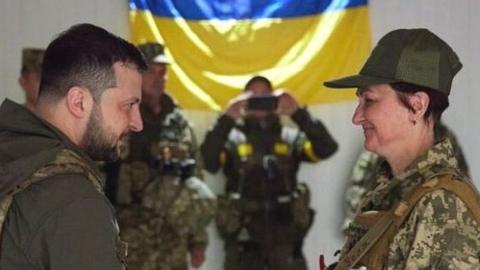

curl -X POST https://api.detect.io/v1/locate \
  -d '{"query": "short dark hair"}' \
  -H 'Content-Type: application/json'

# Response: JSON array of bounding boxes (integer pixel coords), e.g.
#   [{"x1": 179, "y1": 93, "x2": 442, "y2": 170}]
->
[
  {"x1": 39, "y1": 23, "x2": 147, "y2": 102},
  {"x1": 390, "y1": 82, "x2": 449, "y2": 124},
  {"x1": 244, "y1": 75, "x2": 273, "y2": 92}
]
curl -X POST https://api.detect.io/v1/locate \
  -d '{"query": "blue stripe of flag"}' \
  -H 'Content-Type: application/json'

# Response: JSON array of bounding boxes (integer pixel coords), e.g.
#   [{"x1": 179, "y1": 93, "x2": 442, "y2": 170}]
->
[{"x1": 129, "y1": 0, "x2": 368, "y2": 20}]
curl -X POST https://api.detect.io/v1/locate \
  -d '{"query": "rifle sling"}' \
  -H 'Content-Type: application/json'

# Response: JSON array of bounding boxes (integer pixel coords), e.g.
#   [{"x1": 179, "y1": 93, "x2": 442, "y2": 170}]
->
[{"x1": 333, "y1": 209, "x2": 394, "y2": 270}]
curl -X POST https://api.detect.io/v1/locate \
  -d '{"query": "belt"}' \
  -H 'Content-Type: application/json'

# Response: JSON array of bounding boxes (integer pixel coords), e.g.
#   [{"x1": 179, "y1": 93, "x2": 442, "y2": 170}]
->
[{"x1": 228, "y1": 193, "x2": 292, "y2": 212}]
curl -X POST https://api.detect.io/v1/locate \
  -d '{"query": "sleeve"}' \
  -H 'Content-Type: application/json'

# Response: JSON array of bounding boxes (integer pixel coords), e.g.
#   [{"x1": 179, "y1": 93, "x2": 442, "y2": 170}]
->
[
  {"x1": 390, "y1": 189, "x2": 480, "y2": 269},
  {"x1": 290, "y1": 107, "x2": 338, "y2": 161},
  {"x1": 30, "y1": 197, "x2": 125, "y2": 270},
  {"x1": 165, "y1": 177, "x2": 217, "y2": 236},
  {"x1": 200, "y1": 114, "x2": 235, "y2": 172},
  {"x1": 186, "y1": 124, "x2": 206, "y2": 179}
]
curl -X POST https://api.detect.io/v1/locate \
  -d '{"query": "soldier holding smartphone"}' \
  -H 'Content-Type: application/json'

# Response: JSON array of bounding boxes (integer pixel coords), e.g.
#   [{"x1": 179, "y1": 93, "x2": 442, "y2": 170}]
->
[{"x1": 201, "y1": 75, "x2": 338, "y2": 270}]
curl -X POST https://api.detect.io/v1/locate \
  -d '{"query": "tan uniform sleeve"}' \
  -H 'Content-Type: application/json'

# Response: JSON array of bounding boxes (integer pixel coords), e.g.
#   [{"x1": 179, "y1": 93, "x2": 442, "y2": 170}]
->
[{"x1": 388, "y1": 189, "x2": 480, "y2": 270}]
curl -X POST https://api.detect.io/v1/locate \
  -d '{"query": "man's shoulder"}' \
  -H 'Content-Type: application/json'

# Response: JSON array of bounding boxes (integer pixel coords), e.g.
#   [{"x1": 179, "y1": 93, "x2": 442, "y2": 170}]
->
[
  {"x1": 33, "y1": 173, "x2": 103, "y2": 196},
  {"x1": 226, "y1": 126, "x2": 245, "y2": 143},
  {"x1": 280, "y1": 125, "x2": 301, "y2": 142},
  {"x1": 164, "y1": 106, "x2": 190, "y2": 126},
  {"x1": 4, "y1": 173, "x2": 110, "y2": 247},
  {"x1": 13, "y1": 173, "x2": 108, "y2": 221}
]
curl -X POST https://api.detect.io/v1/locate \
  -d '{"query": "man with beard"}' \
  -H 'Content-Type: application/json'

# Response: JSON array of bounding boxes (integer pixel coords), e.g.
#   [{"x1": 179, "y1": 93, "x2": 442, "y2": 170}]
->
[
  {"x1": 112, "y1": 42, "x2": 216, "y2": 270},
  {"x1": 0, "y1": 23, "x2": 146, "y2": 270},
  {"x1": 201, "y1": 76, "x2": 338, "y2": 270}
]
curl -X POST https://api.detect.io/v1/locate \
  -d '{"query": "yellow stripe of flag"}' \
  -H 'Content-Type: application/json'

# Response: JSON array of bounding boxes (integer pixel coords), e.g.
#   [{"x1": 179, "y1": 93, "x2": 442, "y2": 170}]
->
[{"x1": 130, "y1": 6, "x2": 371, "y2": 110}]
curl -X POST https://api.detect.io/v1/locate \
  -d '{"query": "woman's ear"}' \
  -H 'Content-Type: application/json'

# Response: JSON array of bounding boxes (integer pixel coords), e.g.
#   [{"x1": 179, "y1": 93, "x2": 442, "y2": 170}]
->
[
  {"x1": 409, "y1": 91, "x2": 430, "y2": 122},
  {"x1": 65, "y1": 86, "x2": 92, "y2": 118}
]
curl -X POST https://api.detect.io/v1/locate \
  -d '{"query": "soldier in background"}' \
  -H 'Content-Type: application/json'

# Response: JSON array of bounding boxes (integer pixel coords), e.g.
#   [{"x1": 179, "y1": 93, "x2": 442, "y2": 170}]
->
[
  {"x1": 342, "y1": 121, "x2": 470, "y2": 231},
  {"x1": 201, "y1": 76, "x2": 338, "y2": 270},
  {"x1": 18, "y1": 48, "x2": 44, "y2": 111},
  {"x1": 113, "y1": 42, "x2": 216, "y2": 270}
]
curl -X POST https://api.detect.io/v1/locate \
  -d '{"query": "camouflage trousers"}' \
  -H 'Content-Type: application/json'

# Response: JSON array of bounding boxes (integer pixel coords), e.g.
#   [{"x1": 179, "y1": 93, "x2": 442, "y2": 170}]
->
[
  {"x1": 219, "y1": 188, "x2": 314, "y2": 270},
  {"x1": 224, "y1": 239, "x2": 307, "y2": 270},
  {"x1": 117, "y1": 206, "x2": 190, "y2": 270}
]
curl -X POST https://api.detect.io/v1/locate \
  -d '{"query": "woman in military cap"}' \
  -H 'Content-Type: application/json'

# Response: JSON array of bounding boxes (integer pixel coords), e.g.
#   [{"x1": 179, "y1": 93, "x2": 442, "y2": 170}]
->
[{"x1": 324, "y1": 29, "x2": 480, "y2": 269}]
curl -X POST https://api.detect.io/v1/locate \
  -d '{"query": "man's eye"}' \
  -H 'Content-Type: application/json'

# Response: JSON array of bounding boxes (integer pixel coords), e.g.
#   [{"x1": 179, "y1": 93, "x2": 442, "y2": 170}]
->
[{"x1": 364, "y1": 97, "x2": 374, "y2": 104}]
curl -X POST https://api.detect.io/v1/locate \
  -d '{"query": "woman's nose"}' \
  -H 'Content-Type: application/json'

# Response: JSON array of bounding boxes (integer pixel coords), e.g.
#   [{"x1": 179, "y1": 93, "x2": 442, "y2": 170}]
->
[{"x1": 352, "y1": 103, "x2": 364, "y2": 125}]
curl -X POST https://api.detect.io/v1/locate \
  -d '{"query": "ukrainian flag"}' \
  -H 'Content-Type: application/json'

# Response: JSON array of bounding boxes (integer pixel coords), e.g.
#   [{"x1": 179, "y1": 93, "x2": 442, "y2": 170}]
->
[{"x1": 130, "y1": 0, "x2": 371, "y2": 110}]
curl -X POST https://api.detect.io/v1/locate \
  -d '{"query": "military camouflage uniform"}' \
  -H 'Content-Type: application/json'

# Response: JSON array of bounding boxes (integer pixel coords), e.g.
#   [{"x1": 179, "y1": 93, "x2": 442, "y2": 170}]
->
[
  {"x1": 341, "y1": 138, "x2": 480, "y2": 269},
  {"x1": 342, "y1": 121, "x2": 470, "y2": 230},
  {"x1": 114, "y1": 94, "x2": 216, "y2": 270},
  {"x1": 0, "y1": 100, "x2": 125, "y2": 270},
  {"x1": 201, "y1": 108, "x2": 338, "y2": 270}
]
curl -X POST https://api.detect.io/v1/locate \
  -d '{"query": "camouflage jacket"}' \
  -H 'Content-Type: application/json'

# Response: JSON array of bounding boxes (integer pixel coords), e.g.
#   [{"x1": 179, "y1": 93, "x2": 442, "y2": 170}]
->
[
  {"x1": 342, "y1": 121, "x2": 470, "y2": 230},
  {"x1": 0, "y1": 100, "x2": 125, "y2": 270},
  {"x1": 342, "y1": 139, "x2": 480, "y2": 269},
  {"x1": 115, "y1": 94, "x2": 216, "y2": 270}
]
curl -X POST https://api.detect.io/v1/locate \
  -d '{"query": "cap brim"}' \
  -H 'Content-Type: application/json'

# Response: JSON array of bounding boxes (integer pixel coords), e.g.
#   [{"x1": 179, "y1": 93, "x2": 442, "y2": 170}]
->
[
  {"x1": 151, "y1": 54, "x2": 170, "y2": 64},
  {"x1": 324, "y1": 74, "x2": 398, "y2": 89}
]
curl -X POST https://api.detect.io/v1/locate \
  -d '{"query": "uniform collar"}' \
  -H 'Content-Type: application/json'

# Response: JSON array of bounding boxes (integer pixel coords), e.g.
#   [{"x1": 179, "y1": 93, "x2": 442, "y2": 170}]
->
[
  {"x1": 395, "y1": 138, "x2": 458, "y2": 181},
  {"x1": 367, "y1": 138, "x2": 459, "y2": 210}
]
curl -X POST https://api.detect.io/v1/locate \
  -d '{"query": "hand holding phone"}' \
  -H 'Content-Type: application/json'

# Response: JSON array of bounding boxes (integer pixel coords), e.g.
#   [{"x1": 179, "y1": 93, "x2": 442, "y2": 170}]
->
[
  {"x1": 275, "y1": 89, "x2": 299, "y2": 115},
  {"x1": 224, "y1": 93, "x2": 249, "y2": 119}
]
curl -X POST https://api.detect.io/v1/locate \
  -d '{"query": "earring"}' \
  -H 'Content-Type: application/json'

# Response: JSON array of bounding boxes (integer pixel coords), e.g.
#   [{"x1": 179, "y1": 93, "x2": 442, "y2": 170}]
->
[{"x1": 412, "y1": 119, "x2": 417, "y2": 126}]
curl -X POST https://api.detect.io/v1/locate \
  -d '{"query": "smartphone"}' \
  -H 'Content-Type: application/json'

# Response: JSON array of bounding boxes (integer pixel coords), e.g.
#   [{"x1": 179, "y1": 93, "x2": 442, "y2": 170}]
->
[{"x1": 246, "y1": 95, "x2": 278, "y2": 111}]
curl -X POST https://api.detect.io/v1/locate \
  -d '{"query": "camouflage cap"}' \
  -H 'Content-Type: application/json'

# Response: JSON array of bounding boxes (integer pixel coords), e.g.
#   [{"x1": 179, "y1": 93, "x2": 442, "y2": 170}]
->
[
  {"x1": 324, "y1": 28, "x2": 462, "y2": 96},
  {"x1": 21, "y1": 48, "x2": 45, "y2": 74},
  {"x1": 137, "y1": 42, "x2": 170, "y2": 64}
]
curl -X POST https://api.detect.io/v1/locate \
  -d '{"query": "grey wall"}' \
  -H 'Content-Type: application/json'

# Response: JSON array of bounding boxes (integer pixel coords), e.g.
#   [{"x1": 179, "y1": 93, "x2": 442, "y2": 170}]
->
[
  {"x1": 0, "y1": 0, "x2": 128, "y2": 103},
  {"x1": 1, "y1": 0, "x2": 479, "y2": 269}
]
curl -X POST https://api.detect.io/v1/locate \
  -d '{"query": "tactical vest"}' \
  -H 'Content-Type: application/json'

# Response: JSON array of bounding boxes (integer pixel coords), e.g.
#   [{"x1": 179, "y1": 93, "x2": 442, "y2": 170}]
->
[
  {"x1": 225, "y1": 125, "x2": 301, "y2": 199},
  {"x1": 144, "y1": 107, "x2": 199, "y2": 181},
  {"x1": 0, "y1": 149, "x2": 127, "y2": 263},
  {"x1": 216, "y1": 126, "x2": 313, "y2": 238},
  {"x1": 335, "y1": 172, "x2": 480, "y2": 270}
]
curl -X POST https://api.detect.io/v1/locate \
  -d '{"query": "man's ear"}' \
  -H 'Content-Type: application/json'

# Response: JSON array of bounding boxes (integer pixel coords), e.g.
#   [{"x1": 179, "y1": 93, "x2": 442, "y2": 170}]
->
[
  {"x1": 65, "y1": 86, "x2": 92, "y2": 118},
  {"x1": 409, "y1": 91, "x2": 430, "y2": 121}
]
